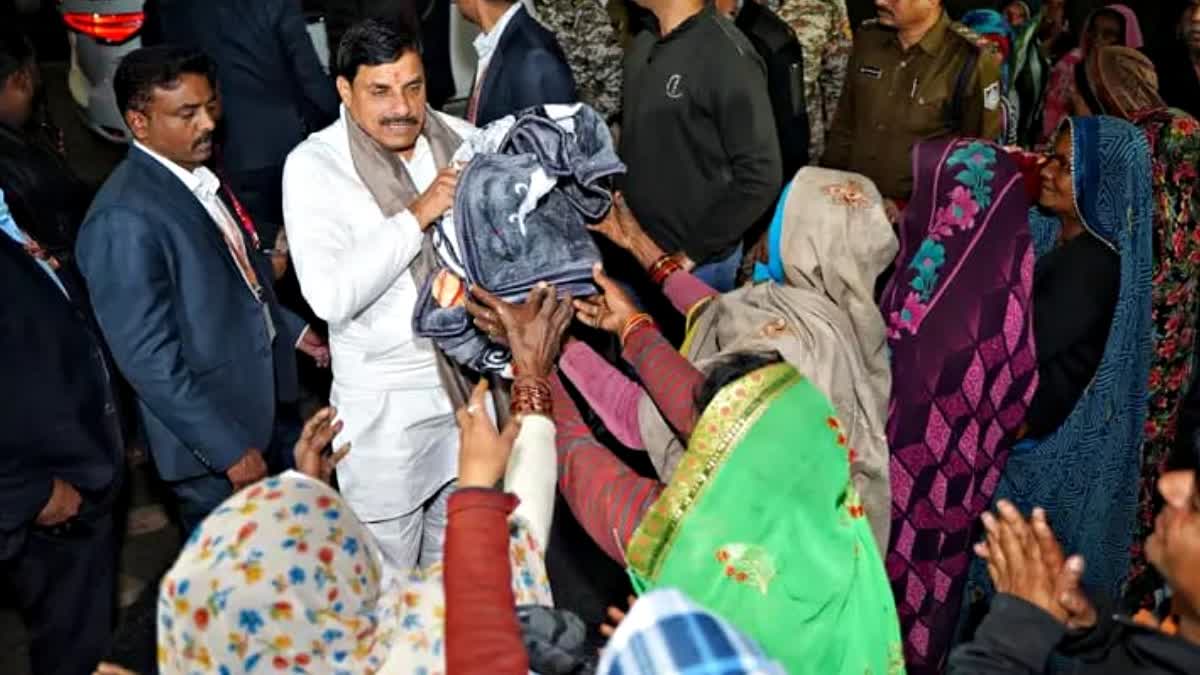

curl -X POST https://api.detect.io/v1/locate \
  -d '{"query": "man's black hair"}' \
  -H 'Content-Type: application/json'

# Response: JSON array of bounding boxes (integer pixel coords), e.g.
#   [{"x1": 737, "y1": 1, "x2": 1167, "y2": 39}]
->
[
  {"x1": 695, "y1": 351, "x2": 785, "y2": 415},
  {"x1": 0, "y1": 27, "x2": 35, "y2": 86},
  {"x1": 113, "y1": 45, "x2": 215, "y2": 115},
  {"x1": 335, "y1": 18, "x2": 421, "y2": 83}
]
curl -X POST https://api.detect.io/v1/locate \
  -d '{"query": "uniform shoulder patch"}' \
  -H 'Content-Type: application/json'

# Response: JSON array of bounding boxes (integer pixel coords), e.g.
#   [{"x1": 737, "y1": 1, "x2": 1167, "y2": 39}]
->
[{"x1": 949, "y1": 22, "x2": 995, "y2": 53}]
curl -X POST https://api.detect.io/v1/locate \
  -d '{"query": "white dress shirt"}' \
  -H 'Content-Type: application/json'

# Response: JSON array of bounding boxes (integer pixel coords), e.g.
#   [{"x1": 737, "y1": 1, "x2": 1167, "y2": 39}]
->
[
  {"x1": 282, "y1": 108, "x2": 478, "y2": 522},
  {"x1": 472, "y1": 2, "x2": 525, "y2": 85},
  {"x1": 134, "y1": 142, "x2": 276, "y2": 341}
]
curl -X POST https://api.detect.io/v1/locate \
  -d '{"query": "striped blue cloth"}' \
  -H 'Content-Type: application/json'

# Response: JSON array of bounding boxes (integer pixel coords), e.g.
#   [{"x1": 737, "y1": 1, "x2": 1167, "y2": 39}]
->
[{"x1": 598, "y1": 589, "x2": 785, "y2": 675}]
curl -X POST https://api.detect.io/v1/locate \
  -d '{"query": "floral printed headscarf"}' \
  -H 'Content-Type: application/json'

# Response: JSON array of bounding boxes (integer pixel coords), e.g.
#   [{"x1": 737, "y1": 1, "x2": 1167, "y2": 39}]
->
[{"x1": 158, "y1": 471, "x2": 553, "y2": 675}]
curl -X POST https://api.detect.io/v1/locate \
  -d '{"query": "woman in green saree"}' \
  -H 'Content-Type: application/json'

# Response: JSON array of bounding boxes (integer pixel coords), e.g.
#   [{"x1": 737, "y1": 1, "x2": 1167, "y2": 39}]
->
[{"x1": 623, "y1": 353, "x2": 905, "y2": 674}]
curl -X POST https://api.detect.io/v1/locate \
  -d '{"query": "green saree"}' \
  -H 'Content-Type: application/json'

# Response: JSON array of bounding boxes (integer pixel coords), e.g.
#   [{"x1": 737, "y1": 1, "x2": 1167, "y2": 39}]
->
[{"x1": 627, "y1": 363, "x2": 905, "y2": 674}]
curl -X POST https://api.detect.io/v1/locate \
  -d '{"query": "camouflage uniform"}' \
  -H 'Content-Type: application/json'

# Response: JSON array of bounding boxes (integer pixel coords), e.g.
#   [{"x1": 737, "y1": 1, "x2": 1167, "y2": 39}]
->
[
  {"x1": 764, "y1": 0, "x2": 853, "y2": 162},
  {"x1": 529, "y1": 0, "x2": 624, "y2": 122}
]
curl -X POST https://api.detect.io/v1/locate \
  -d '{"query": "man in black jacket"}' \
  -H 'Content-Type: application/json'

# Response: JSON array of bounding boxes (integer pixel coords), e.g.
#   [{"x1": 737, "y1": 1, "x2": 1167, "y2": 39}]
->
[
  {"x1": 152, "y1": 0, "x2": 341, "y2": 247},
  {"x1": 0, "y1": 187, "x2": 124, "y2": 675},
  {"x1": 716, "y1": 0, "x2": 809, "y2": 180},
  {"x1": 618, "y1": 0, "x2": 781, "y2": 294},
  {"x1": 950, "y1": 475, "x2": 1200, "y2": 673}
]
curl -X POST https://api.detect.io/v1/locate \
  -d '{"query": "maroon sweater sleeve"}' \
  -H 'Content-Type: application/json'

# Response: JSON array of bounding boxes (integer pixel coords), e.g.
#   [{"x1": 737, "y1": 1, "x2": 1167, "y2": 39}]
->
[
  {"x1": 551, "y1": 373, "x2": 663, "y2": 564},
  {"x1": 621, "y1": 321, "x2": 707, "y2": 438},
  {"x1": 445, "y1": 488, "x2": 528, "y2": 675}
]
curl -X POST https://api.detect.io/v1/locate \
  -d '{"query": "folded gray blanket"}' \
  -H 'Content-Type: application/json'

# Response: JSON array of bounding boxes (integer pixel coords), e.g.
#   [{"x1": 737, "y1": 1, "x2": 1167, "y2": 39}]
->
[{"x1": 413, "y1": 104, "x2": 625, "y2": 373}]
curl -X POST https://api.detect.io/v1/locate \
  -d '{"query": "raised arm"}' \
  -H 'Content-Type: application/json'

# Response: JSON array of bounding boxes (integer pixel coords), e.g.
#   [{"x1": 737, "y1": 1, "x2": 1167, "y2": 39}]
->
[{"x1": 551, "y1": 373, "x2": 662, "y2": 563}]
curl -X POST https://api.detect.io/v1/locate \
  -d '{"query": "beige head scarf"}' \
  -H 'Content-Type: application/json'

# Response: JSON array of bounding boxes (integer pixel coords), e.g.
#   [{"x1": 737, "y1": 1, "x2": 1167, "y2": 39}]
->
[
  {"x1": 1087, "y1": 45, "x2": 1166, "y2": 119},
  {"x1": 637, "y1": 167, "x2": 897, "y2": 551}
]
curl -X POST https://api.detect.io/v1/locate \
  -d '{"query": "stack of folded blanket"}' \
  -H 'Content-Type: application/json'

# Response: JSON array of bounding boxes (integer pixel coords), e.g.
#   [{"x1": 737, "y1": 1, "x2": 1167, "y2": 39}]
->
[{"x1": 413, "y1": 104, "x2": 625, "y2": 373}]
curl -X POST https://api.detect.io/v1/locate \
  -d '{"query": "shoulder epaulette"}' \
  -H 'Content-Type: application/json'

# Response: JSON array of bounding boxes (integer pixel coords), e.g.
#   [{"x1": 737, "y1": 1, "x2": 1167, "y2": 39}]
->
[{"x1": 949, "y1": 22, "x2": 997, "y2": 54}]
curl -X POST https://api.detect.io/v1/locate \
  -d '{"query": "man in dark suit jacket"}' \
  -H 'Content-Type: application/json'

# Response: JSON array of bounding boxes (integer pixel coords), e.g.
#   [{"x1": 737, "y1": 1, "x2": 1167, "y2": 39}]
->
[
  {"x1": 149, "y1": 0, "x2": 340, "y2": 246},
  {"x1": 718, "y1": 0, "x2": 810, "y2": 181},
  {"x1": 76, "y1": 47, "x2": 329, "y2": 533},
  {"x1": 0, "y1": 187, "x2": 124, "y2": 675},
  {"x1": 458, "y1": 0, "x2": 577, "y2": 126}
]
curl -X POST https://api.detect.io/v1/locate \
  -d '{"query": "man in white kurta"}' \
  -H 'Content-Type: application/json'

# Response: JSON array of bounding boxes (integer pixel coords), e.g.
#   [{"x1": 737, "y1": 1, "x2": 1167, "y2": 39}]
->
[{"x1": 282, "y1": 20, "x2": 476, "y2": 575}]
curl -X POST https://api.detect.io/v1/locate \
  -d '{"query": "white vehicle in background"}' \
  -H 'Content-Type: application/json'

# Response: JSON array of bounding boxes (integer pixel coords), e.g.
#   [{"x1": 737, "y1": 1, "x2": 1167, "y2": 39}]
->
[
  {"x1": 58, "y1": 0, "x2": 333, "y2": 143},
  {"x1": 59, "y1": 0, "x2": 146, "y2": 142}
]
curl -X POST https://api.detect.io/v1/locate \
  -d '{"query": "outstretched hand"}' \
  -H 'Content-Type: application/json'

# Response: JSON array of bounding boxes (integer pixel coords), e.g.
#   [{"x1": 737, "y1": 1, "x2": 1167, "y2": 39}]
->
[
  {"x1": 589, "y1": 193, "x2": 644, "y2": 250},
  {"x1": 456, "y1": 379, "x2": 522, "y2": 489},
  {"x1": 467, "y1": 284, "x2": 574, "y2": 378},
  {"x1": 293, "y1": 407, "x2": 350, "y2": 485},
  {"x1": 589, "y1": 193, "x2": 668, "y2": 270},
  {"x1": 573, "y1": 264, "x2": 639, "y2": 336},
  {"x1": 599, "y1": 595, "x2": 638, "y2": 642}
]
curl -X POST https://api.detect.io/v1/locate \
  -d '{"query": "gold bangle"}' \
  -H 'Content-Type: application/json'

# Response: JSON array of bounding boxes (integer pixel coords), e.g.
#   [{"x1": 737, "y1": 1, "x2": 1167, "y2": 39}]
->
[{"x1": 620, "y1": 312, "x2": 654, "y2": 346}]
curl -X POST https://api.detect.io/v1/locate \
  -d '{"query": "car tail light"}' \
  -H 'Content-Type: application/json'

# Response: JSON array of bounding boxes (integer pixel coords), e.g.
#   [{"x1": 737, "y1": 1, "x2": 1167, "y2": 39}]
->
[{"x1": 63, "y1": 11, "x2": 145, "y2": 44}]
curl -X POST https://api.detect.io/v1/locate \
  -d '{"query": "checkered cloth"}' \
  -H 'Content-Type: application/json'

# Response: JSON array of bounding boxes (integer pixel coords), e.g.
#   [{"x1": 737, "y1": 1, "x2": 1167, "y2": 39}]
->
[{"x1": 597, "y1": 590, "x2": 785, "y2": 675}]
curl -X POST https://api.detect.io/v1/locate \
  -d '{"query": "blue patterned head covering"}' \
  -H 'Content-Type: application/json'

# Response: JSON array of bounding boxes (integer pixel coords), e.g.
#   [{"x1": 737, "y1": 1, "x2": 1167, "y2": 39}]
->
[
  {"x1": 969, "y1": 116, "x2": 1154, "y2": 606},
  {"x1": 962, "y1": 9, "x2": 1015, "y2": 90}
]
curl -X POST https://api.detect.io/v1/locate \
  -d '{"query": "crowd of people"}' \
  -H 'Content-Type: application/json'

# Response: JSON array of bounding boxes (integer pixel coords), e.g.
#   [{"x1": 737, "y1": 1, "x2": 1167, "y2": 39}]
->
[{"x1": 2, "y1": 0, "x2": 1200, "y2": 674}]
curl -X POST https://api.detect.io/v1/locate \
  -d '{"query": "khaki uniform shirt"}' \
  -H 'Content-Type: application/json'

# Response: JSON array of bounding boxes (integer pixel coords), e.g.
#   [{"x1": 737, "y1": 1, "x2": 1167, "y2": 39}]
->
[{"x1": 822, "y1": 12, "x2": 1002, "y2": 200}]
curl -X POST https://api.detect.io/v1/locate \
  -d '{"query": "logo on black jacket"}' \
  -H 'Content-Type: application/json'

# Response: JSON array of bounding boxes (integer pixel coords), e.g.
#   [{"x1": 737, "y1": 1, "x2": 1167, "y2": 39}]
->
[{"x1": 665, "y1": 74, "x2": 684, "y2": 100}]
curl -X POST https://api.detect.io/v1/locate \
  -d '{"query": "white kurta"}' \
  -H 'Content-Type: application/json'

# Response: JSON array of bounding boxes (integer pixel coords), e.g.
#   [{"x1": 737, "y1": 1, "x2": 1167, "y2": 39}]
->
[{"x1": 282, "y1": 108, "x2": 477, "y2": 523}]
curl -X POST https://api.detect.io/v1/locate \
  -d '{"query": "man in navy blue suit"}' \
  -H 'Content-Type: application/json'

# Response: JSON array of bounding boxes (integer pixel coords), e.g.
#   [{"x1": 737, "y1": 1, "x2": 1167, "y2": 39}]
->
[
  {"x1": 76, "y1": 47, "x2": 329, "y2": 533},
  {"x1": 458, "y1": 0, "x2": 577, "y2": 126}
]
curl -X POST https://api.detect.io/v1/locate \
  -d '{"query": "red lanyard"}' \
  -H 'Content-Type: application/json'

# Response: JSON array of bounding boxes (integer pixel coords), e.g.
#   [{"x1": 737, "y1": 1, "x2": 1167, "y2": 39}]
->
[{"x1": 219, "y1": 181, "x2": 262, "y2": 252}]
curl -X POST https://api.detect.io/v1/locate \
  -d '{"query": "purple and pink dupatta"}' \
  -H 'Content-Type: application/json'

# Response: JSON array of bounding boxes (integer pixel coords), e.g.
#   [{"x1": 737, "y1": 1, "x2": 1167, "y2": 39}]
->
[{"x1": 879, "y1": 138, "x2": 1038, "y2": 674}]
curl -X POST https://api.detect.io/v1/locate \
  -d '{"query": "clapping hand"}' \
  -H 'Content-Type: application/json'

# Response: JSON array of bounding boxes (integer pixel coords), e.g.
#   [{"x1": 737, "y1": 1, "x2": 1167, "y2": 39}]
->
[
  {"x1": 293, "y1": 407, "x2": 350, "y2": 485},
  {"x1": 975, "y1": 500, "x2": 1097, "y2": 630}
]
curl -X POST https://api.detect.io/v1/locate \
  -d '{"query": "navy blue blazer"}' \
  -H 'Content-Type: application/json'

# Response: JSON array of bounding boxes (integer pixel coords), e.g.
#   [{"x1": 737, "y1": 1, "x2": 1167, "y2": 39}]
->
[
  {"x1": 76, "y1": 147, "x2": 306, "y2": 483},
  {"x1": 0, "y1": 242, "x2": 123, "y2": 560},
  {"x1": 473, "y1": 6, "x2": 577, "y2": 127}
]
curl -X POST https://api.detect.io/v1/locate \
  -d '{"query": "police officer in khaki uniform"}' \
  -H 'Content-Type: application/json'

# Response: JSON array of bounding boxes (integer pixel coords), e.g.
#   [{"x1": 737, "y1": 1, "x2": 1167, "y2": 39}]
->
[{"x1": 823, "y1": 0, "x2": 1001, "y2": 203}]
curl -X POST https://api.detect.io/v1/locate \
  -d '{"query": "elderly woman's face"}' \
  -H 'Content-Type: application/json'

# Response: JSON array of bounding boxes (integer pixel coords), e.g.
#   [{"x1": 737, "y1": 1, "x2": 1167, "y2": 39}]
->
[{"x1": 1039, "y1": 131, "x2": 1076, "y2": 217}]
